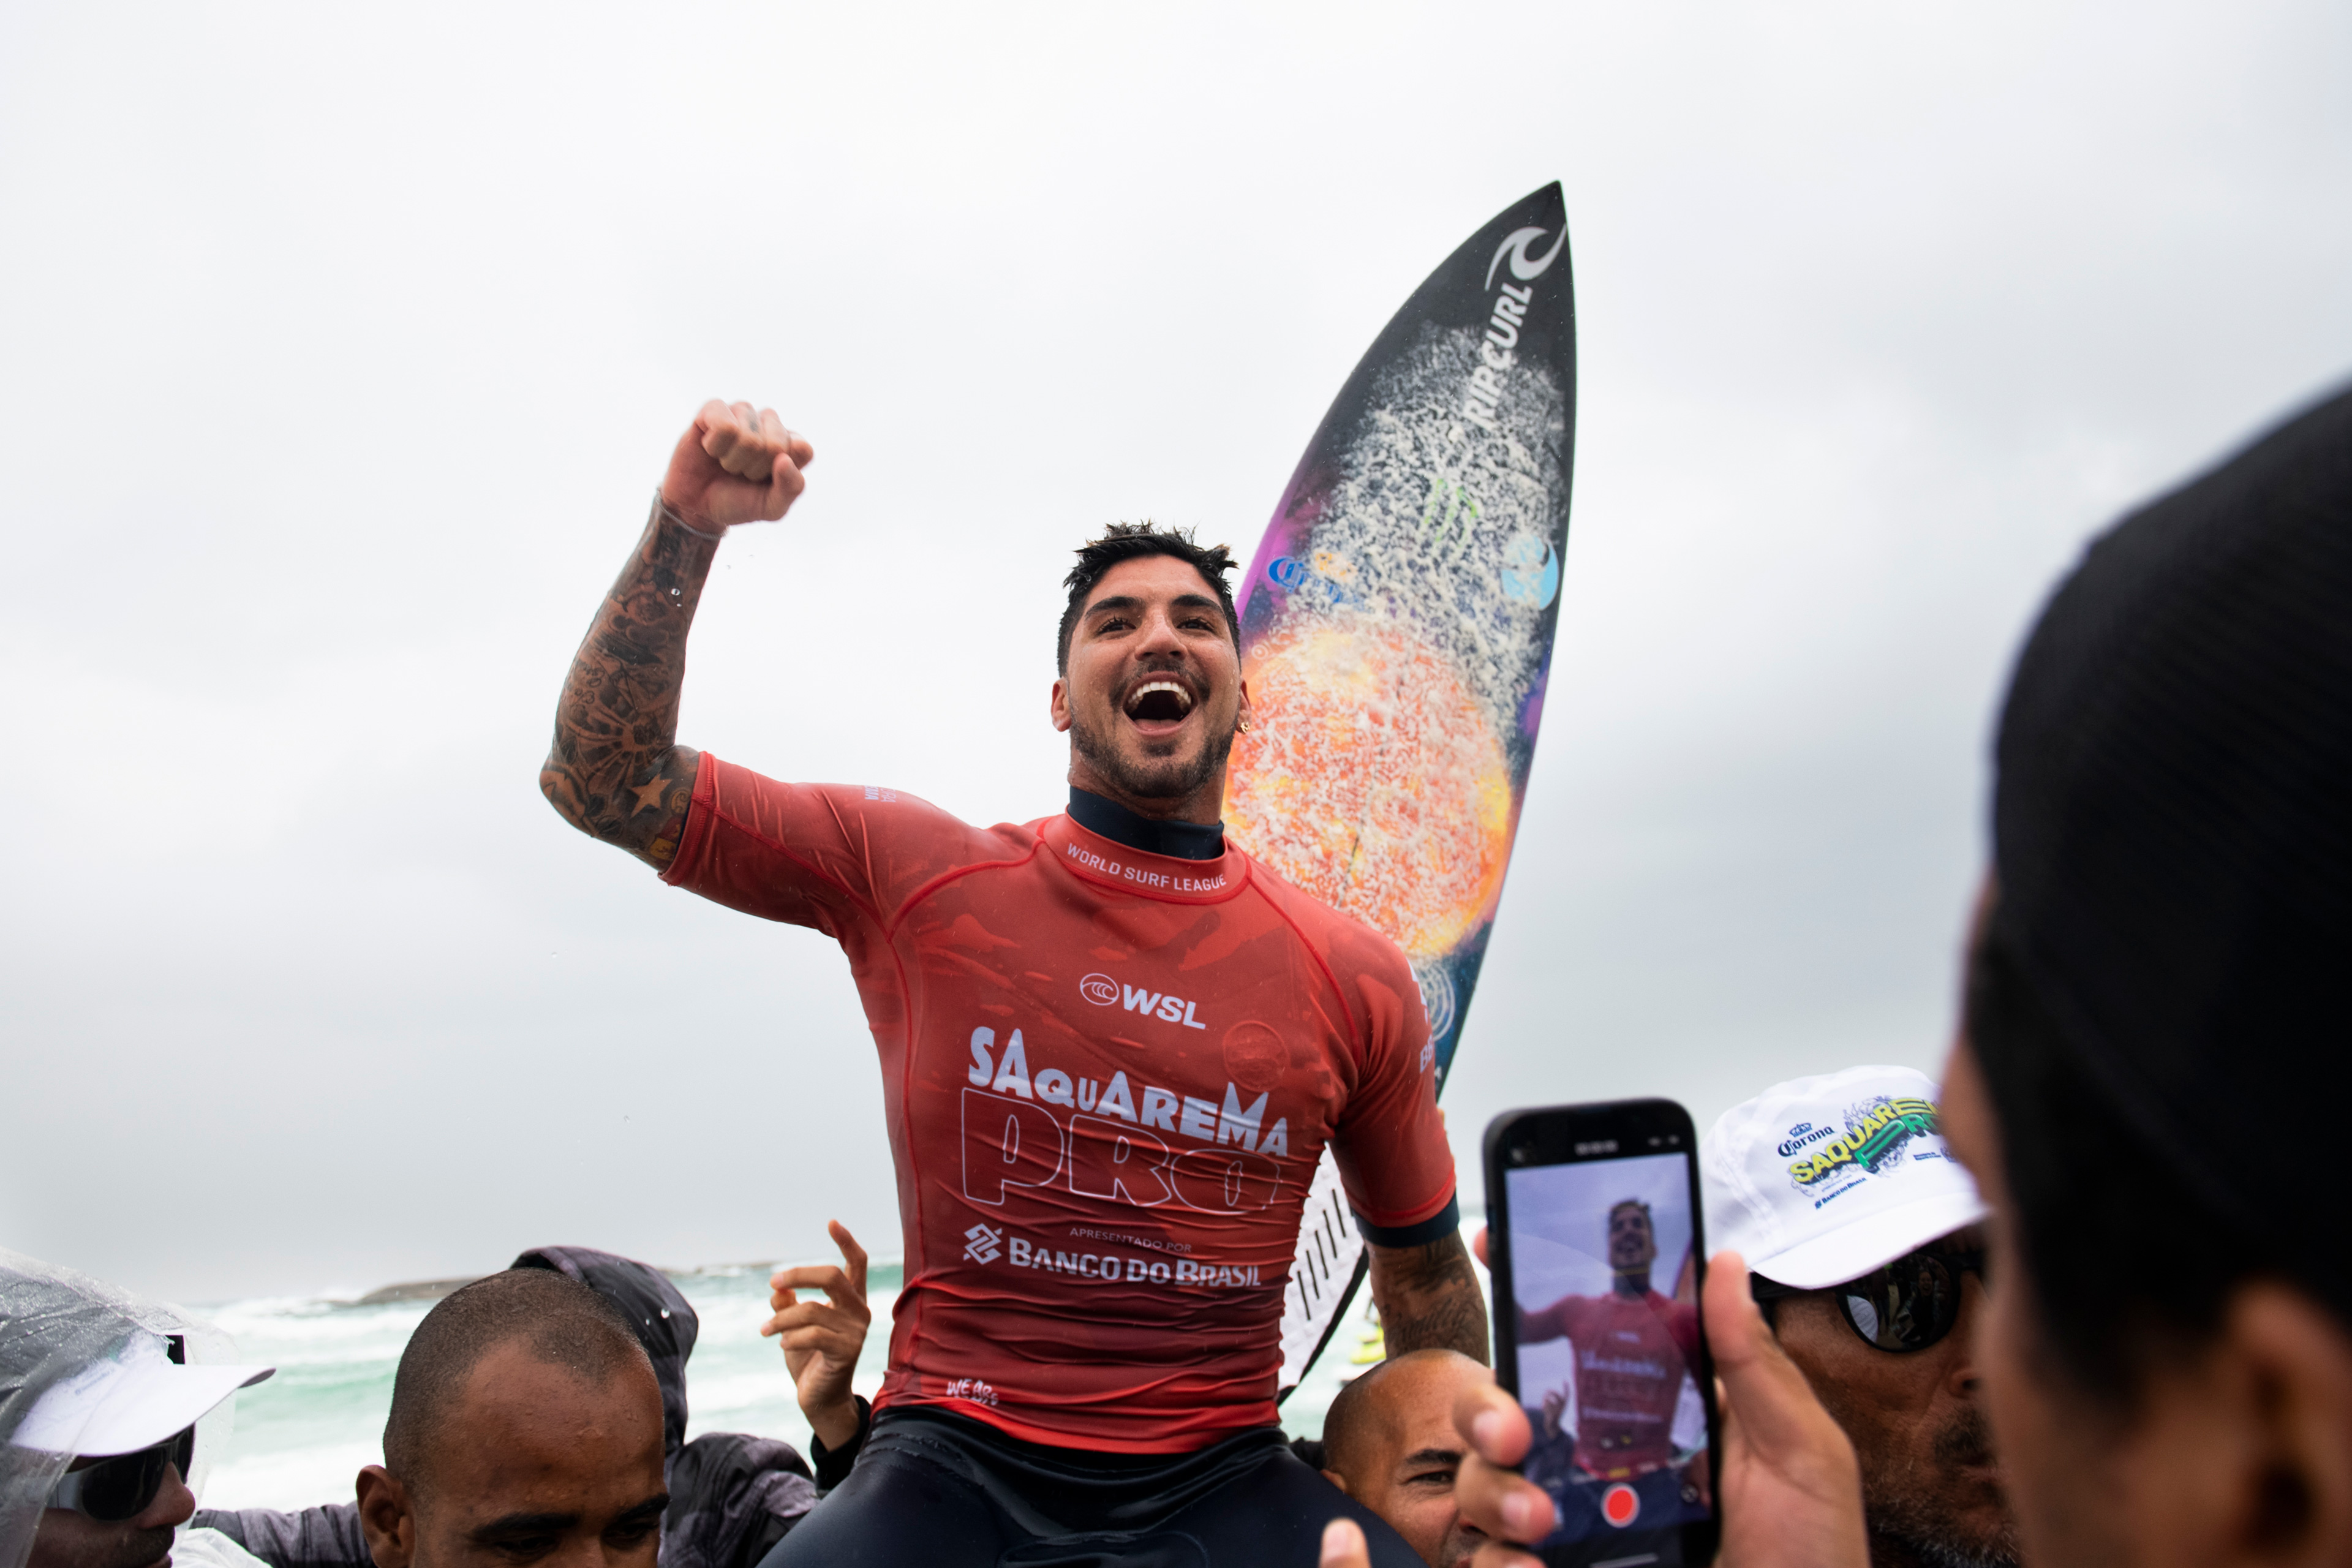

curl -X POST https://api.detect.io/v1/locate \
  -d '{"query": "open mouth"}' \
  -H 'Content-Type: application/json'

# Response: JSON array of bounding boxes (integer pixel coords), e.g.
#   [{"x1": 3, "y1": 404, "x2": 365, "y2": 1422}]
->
[{"x1": 1123, "y1": 679, "x2": 1196, "y2": 724}]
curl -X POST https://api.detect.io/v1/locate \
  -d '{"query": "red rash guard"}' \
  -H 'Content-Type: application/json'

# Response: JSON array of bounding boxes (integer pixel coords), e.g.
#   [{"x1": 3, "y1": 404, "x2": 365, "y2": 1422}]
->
[
  {"x1": 663, "y1": 757, "x2": 1456, "y2": 1452},
  {"x1": 1519, "y1": 1291, "x2": 1700, "y2": 1478}
]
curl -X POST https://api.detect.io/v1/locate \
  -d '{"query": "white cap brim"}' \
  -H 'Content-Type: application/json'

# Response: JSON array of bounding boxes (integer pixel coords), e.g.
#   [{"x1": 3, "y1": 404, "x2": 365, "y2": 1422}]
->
[
  {"x1": 12, "y1": 1358, "x2": 274, "y2": 1457},
  {"x1": 1746, "y1": 1191, "x2": 1988, "y2": 1291}
]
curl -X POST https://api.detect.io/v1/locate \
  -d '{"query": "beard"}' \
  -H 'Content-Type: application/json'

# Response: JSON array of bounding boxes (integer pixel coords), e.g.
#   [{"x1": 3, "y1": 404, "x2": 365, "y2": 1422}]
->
[
  {"x1": 83, "y1": 1525, "x2": 177, "y2": 1568},
  {"x1": 1866, "y1": 1409, "x2": 2021, "y2": 1568},
  {"x1": 1069, "y1": 706, "x2": 1237, "y2": 805}
]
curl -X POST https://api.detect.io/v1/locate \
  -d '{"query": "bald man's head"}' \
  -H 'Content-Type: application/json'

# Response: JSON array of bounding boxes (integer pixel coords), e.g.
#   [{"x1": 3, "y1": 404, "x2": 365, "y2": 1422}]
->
[
  {"x1": 1321, "y1": 1351, "x2": 1488, "y2": 1568},
  {"x1": 382, "y1": 1268, "x2": 654, "y2": 1493},
  {"x1": 358, "y1": 1271, "x2": 667, "y2": 1568}
]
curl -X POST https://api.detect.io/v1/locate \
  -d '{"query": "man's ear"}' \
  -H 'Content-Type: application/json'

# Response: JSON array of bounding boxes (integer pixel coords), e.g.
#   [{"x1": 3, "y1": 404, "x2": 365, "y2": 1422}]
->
[
  {"x1": 355, "y1": 1464, "x2": 418, "y2": 1568},
  {"x1": 1321, "y1": 1467, "x2": 1352, "y2": 1498},
  {"x1": 1050, "y1": 677, "x2": 1072, "y2": 733},
  {"x1": 2215, "y1": 1281, "x2": 2352, "y2": 1562}
]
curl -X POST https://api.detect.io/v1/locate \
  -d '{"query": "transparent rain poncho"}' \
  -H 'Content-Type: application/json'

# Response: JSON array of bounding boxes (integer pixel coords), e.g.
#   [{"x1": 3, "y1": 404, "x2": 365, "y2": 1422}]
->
[{"x1": 0, "y1": 1250, "x2": 239, "y2": 1568}]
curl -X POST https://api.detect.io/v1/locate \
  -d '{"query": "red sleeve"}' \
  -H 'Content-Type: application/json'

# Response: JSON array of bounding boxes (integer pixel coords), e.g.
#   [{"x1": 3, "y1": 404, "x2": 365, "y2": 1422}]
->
[
  {"x1": 659, "y1": 755, "x2": 1024, "y2": 938},
  {"x1": 1521, "y1": 1294, "x2": 1596, "y2": 1346},
  {"x1": 1321, "y1": 919, "x2": 1454, "y2": 1232}
]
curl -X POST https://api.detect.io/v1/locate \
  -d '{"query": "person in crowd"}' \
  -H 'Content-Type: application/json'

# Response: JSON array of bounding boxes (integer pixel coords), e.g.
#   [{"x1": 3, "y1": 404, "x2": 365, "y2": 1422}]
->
[
  {"x1": 344, "y1": 1270, "x2": 668, "y2": 1568},
  {"x1": 1, "y1": 1252, "x2": 276, "y2": 1568},
  {"x1": 544, "y1": 402, "x2": 1480, "y2": 1568},
  {"x1": 758, "y1": 1221, "x2": 874, "y2": 1488},
  {"x1": 1393, "y1": 383, "x2": 2352, "y2": 1568},
  {"x1": 1706, "y1": 1066, "x2": 2015, "y2": 1568},
  {"x1": 1511, "y1": 1201, "x2": 1705, "y2": 1534},
  {"x1": 1317, "y1": 1352, "x2": 1488, "y2": 1568},
  {"x1": 203, "y1": 1231, "x2": 875, "y2": 1568}
]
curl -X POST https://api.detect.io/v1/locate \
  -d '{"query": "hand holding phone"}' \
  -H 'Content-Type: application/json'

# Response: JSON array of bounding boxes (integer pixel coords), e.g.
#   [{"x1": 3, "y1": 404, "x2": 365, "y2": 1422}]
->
[
  {"x1": 1459, "y1": 1099, "x2": 1871, "y2": 1568},
  {"x1": 1483, "y1": 1099, "x2": 1718, "y2": 1568}
]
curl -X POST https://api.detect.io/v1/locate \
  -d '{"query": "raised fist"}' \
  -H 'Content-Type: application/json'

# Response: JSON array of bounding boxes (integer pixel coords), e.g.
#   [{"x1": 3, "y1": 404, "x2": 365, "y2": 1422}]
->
[{"x1": 660, "y1": 399, "x2": 816, "y2": 531}]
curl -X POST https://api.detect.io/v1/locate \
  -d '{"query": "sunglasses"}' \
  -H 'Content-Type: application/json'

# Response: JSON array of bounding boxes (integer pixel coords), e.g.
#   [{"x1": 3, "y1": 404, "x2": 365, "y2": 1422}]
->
[
  {"x1": 1752, "y1": 1246, "x2": 1988, "y2": 1353},
  {"x1": 47, "y1": 1427, "x2": 195, "y2": 1522}
]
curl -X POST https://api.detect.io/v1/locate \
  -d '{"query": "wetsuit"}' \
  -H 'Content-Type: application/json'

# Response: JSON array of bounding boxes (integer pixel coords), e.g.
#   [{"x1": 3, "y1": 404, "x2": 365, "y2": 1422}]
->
[{"x1": 665, "y1": 761, "x2": 1455, "y2": 1564}]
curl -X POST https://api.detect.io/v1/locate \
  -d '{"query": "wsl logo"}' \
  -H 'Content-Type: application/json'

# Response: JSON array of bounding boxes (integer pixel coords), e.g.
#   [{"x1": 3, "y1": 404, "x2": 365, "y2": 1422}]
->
[{"x1": 1078, "y1": 972, "x2": 1208, "y2": 1030}]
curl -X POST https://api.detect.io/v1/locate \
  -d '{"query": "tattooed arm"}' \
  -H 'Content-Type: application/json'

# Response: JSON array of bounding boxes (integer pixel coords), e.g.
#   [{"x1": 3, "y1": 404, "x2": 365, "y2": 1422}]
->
[
  {"x1": 541, "y1": 399, "x2": 814, "y2": 867},
  {"x1": 1366, "y1": 1231, "x2": 1491, "y2": 1363}
]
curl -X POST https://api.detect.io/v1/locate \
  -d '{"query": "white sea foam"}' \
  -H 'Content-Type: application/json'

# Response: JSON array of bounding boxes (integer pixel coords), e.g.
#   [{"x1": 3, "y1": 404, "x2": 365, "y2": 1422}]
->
[{"x1": 203, "y1": 1442, "x2": 381, "y2": 1514}]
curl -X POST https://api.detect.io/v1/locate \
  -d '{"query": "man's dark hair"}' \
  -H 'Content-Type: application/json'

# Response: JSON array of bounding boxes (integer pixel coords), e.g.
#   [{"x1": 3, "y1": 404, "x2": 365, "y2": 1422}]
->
[
  {"x1": 382, "y1": 1268, "x2": 654, "y2": 1488},
  {"x1": 510, "y1": 1245, "x2": 698, "y2": 1460},
  {"x1": 1976, "y1": 382, "x2": 2352, "y2": 1411},
  {"x1": 1608, "y1": 1200, "x2": 1651, "y2": 1227},
  {"x1": 1965, "y1": 931, "x2": 2244, "y2": 1409},
  {"x1": 1057, "y1": 523, "x2": 1240, "y2": 675}
]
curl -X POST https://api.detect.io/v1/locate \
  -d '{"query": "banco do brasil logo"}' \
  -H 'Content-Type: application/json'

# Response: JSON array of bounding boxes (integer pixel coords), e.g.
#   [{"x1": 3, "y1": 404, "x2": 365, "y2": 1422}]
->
[{"x1": 1079, "y1": 973, "x2": 1120, "y2": 1006}]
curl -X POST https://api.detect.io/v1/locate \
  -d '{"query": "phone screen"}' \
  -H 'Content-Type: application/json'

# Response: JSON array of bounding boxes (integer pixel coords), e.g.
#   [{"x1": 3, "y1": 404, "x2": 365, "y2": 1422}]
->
[{"x1": 1490, "y1": 1104, "x2": 1716, "y2": 1567}]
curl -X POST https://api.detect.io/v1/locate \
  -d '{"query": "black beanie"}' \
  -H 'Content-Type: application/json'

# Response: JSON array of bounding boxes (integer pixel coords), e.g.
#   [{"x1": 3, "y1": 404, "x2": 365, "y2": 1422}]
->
[{"x1": 1990, "y1": 383, "x2": 2352, "y2": 1268}]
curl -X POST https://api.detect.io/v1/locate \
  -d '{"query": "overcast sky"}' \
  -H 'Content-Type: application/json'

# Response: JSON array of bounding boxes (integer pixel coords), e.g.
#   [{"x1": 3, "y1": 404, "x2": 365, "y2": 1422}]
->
[{"x1": 4, "y1": 1, "x2": 2347, "y2": 1304}]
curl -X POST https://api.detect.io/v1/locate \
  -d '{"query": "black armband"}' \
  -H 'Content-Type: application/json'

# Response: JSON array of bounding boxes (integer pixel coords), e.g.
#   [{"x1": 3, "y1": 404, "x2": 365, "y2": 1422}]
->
[{"x1": 1354, "y1": 1194, "x2": 1461, "y2": 1250}]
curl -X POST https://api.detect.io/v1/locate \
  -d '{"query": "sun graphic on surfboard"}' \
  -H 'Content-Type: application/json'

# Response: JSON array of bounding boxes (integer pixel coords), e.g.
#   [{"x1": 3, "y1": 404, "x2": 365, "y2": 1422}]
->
[{"x1": 1224, "y1": 622, "x2": 1514, "y2": 959}]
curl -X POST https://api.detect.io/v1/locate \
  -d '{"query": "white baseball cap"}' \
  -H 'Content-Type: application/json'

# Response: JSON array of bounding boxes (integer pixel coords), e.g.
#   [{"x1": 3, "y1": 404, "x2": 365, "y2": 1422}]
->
[
  {"x1": 1702, "y1": 1065, "x2": 1987, "y2": 1291},
  {"x1": 9, "y1": 1331, "x2": 273, "y2": 1458}
]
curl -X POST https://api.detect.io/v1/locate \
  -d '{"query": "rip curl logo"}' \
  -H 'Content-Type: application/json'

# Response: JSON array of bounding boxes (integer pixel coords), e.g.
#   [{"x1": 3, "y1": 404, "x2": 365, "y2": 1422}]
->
[
  {"x1": 1484, "y1": 224, "x2": 1568, "y2": 289},
  {"x1": 1787, "y1": 1097, "x2": 1939, "y2": 1188},
  {"x1": 1078, "y1": 973, "x2": 1120, "y2": 1006},
  {"x1": 1463, "y1": 223, "x2": 1565, "y2": 435}
]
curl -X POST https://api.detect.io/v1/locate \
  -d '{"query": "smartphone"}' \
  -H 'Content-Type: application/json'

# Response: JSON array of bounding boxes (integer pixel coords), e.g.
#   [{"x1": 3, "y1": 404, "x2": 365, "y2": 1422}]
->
[{"x1": 1483, "y1": 1099, "x2": 1721, "y2": 1568}]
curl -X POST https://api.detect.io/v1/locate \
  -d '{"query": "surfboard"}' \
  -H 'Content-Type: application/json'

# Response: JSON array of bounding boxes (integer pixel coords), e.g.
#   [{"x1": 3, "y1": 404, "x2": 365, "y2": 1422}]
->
[{"x1": 1218, "y1": 183, "x2": 1577, "y2": 1395}]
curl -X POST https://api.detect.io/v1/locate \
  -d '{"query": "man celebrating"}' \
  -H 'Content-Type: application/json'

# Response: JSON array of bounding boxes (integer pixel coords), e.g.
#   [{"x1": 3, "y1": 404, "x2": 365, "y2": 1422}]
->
[
  {"x1": 1513, "y1": 1202, "x2": 1705, "y2": 1536},
  {"x1": 542, "y1": 402, "x2": 1482, "y2": 1566}
]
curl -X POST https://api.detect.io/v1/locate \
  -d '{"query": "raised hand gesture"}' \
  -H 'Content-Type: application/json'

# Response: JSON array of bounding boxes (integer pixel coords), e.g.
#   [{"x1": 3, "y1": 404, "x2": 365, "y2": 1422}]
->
[
  {"x1": 760, "y1": 1220, "x2": 872, "y2": 1452},
  {"x1": 661, "y1": 399, "x2": 816, "y2": 531}
]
